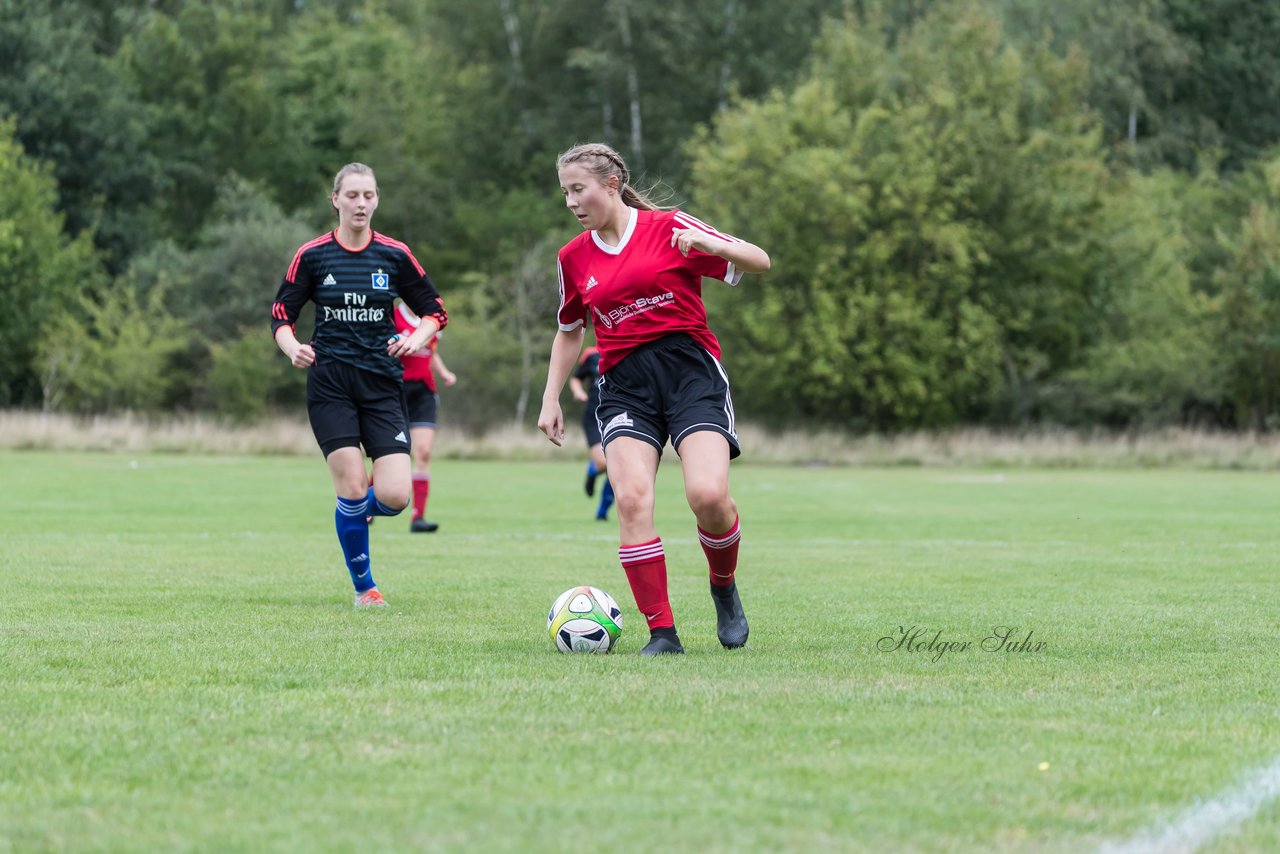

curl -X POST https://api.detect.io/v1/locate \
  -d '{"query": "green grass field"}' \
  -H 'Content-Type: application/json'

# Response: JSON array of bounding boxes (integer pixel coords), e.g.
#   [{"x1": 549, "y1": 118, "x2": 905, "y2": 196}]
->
[{"x1": 3, "y1": 450, "x2": 1278, "y2": 852}]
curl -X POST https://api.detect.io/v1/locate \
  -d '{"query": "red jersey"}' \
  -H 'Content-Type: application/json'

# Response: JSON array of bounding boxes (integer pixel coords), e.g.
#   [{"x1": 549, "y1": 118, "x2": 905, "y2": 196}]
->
[
  {"x1": 395, "y1": 301, "x2": 438, "y2": 391},
  {"x1": 556, "y1": 208, "x2": 744, "y2": 373}
]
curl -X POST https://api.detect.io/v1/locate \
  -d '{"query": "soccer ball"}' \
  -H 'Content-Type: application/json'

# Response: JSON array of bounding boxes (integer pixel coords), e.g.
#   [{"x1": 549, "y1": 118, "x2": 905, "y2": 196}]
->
[{"x1": 547, "y1": 586, "x2": 623, "y2": 653}]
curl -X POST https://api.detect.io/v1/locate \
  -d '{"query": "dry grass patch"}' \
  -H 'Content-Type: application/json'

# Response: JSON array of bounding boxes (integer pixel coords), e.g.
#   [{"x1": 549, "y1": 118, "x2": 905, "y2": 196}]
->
[{"x1": 3, "y1": 409, "x2": 1280, "y2": 468}]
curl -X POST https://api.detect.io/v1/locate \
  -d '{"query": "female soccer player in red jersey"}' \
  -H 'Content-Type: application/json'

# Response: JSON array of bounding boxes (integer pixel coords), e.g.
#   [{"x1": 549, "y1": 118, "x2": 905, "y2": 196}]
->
[
  {"x1": 271, "y1": 163, "x2": 448, "y2": 607},
  {"x1": 537, "y1": 142, "x2": 771, "y2": 655},
  {"x1": 393, "y1": 300, "x2": 457, "y2": 533}
]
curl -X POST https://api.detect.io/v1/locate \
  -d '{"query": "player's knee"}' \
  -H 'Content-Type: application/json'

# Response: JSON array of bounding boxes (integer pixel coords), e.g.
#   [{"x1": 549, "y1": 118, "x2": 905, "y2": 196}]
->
[
  {"x1": 613, "y1": 483, "x2": 654, "y2": 521},
  {"x1": 375, "y1": 485, "x2": 411, "y2": 511},
  {"x1": 336, "y1": 474, "x2": 370, "y2": 499},
  {"x1": 685, "y1": 483, "x2": 731, "y2": 519}
]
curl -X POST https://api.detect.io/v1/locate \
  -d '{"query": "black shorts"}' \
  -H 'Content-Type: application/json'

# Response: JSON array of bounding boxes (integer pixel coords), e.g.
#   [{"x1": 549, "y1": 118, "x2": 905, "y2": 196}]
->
[
  {"x1": 582, "y1": 395, "x2": 602, "y2": 447},
  {"x1": 306, "y1": 359, "x2": 412, "y2": 459},
  {"x1": 404, "y1": 380, "x2": 440, "y2": 428},
  {"x1": 596, "y1": 334, "x2": 740, "y2": 460}
]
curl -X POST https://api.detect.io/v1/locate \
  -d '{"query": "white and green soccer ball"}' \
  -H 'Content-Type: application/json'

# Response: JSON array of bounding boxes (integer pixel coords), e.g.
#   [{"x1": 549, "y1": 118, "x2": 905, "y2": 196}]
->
[{"x1": 547, "y1": 586, "x2": 623, "y2": 653}]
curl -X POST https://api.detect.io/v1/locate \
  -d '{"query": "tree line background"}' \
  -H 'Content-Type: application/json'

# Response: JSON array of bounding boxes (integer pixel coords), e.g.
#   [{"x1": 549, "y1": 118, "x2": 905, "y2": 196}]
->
[{"x1": 3, "y1": 0, "x2": 1279, "y2": 433}]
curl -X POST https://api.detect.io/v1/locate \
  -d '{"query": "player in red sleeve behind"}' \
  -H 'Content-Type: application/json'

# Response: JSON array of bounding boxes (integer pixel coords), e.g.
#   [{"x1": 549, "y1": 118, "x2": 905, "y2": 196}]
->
[
  {"x1": 567, "y1": 345, "x2": 614, "y2": 521},
  {"x1": 271, "y1": 162, "x2": 447, "y2": 608},
  {"x1": 537, "y1": 142, "x2": 771, "y2": 655},
  {"x1": 394, "y1": 301, "x2": 457, "y2": 532}
]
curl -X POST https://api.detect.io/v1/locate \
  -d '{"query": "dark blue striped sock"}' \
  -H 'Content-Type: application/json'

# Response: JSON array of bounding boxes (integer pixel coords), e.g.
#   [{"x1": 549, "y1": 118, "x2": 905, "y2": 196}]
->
[
  {"x1": 597, "y1": 479, "x2": 615, "y2": 519},
  {"x1": 365, "y1": 487, "x2": 406, "y2": 518},
  {"x1": 335, "y1": 496, "x2": 375, "y2": 593}
]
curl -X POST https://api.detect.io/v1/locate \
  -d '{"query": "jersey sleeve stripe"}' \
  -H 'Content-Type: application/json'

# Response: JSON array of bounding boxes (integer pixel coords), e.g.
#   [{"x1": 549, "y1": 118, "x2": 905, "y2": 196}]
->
[
  {"x1": 374, "y1": 234, "x2": 426, "y2": 277},
  {"x1": 556, "y1": 258, "x2": 567, "y2": 313},
  {"x1": 673, "y1": 211, "x2": 742, "y2": 243},
  {"x1": 286, "y1": 233, "x2": 332, "y2": 282},
  {"x1": 555, "y1": 254, "x2": 587, "y2": 332}
]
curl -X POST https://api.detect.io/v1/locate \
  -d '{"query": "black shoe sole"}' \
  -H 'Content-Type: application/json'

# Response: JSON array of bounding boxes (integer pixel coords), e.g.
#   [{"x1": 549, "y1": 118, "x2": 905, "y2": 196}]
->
[
  {"x1": 711, "y1": 582, "x2": 749, "y2": 649},
  {"x1": 639, "y1": 636, "x2": 684, "y2": 655}
]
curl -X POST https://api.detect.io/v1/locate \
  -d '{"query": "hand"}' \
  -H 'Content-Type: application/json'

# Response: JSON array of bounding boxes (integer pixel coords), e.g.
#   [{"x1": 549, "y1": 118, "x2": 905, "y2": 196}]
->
[
  {"x1": 671, "y1": 226, "x2": 721, "y2": 257},
  {"x1": 387, "y1": 333, "x2": 412, "y2": 358},
  {"x1": 537, "y1": 401, "x2": 565, "y2": 447},
  {"x1": 290, "y1": 343, "x2": 316, "y2": 369},
  {"x1": 388, "y1": 324, "x2": 438, "y2": 358},
  {"x1": 571, "y1": 387, "x2": 588, "y2": 403},
  {"x1": 441, "y1": 370, "x2": 457, "y2": 387}
]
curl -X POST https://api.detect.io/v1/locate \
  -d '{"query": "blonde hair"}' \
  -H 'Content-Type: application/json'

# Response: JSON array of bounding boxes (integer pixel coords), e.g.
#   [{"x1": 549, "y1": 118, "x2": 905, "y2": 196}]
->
[
  {"x1": 556, "y1": 143, "x2": 669, "y2": 211},
  {"x1": 331, "y1": 162, "x2": 377, "y2": 212}
]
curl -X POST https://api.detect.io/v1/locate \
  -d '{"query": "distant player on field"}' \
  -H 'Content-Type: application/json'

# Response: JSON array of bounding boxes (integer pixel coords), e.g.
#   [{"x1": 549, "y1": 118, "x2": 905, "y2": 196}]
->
[
  {"x1": 567, "y1": 344, "x2": 614, "y2": 521},
  {"x1": 271, "y1": 162, "x2": 448, "y2": 607},
  {"x1": 394, "y1": 300, "x2": 457, "y2": 533},
  {"x1": 537, "y1": 142, "x2": 771, "y2": 655}
]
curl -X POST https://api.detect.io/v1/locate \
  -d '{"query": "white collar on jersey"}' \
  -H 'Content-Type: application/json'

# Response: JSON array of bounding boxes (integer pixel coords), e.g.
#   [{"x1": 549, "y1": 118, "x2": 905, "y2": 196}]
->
[{"x1": 590, "y1": 206, "x2": 637, "y2": 255}]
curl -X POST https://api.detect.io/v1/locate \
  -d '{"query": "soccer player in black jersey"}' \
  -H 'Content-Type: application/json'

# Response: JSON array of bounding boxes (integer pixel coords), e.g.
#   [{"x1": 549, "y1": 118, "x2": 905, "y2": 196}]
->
[
  {"x1": 271, "y1": 163, "x2": 448, "y2": 607},
  {"x1": 567, "y1": 345, "x2": 614, "y2": 520}
]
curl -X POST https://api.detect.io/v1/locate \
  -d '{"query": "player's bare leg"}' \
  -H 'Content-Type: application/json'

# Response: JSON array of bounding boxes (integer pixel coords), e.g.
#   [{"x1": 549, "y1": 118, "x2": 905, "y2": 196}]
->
[
  {"x1": 409, "y1": 426, "x2": 438, "y2": 532},
  {"x1": 678, "y1": 431, "x2": 748, "y2": 649},
  {"x1": 328, "y1": 447, "x2": 404, "y2": 606},
  {"x1": 608, "y1": 437, "x2": 682, "y2": 655}
]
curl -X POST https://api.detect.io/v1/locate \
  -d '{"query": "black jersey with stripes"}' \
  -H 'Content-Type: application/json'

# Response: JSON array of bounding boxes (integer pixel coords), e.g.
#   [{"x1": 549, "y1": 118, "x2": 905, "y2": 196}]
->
[{"x1": 271, "y1": 230, "x2": 448, "y2": 380}]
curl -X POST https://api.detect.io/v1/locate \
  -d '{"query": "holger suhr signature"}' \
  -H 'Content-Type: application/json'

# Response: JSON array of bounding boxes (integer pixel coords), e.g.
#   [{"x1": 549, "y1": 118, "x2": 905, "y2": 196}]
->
[{"x1": 877, "y1": 625, "x2": 1047, "y2": 662}]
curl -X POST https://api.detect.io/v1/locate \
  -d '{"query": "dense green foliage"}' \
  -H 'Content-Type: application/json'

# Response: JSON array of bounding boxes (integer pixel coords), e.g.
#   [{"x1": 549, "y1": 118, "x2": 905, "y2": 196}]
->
[
  {"x1": 0, "y1": 120, "x2": 103, "y2": 407},
  {"x1": 2, "y1": 0, "x2": 1279, "y2": 430}
]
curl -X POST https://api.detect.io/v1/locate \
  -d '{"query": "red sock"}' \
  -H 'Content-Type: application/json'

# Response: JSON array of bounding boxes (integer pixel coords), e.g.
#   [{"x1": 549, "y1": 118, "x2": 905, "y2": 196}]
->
[
  {"x1": 412, "y1": 474, "x2": 430, "y2": 519},
  {"x1": 619, "y1": 538, "x2": 673, "y2": 630},
  {"x1": 699, "y1": 516, "x2": 741, "y2": 588}
]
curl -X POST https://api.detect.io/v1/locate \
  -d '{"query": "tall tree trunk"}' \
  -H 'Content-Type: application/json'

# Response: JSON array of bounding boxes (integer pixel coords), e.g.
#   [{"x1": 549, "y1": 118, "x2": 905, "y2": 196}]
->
[
  {"x1": 510, "y1": 240, "x2": 556, "y2": 427},
  {"x1": 1128, "y1": 90, "x2": 1138, "y2": 145},
  {"x1": 512, "y1": 255, "x2": 533, "y2": 427},
  {"x1": 614, "y1": 0, "x2": 644, "y2": 173},
  {"x1": 717, "y1": 0, "x2": 740, "y2": 112},
  {"x1": 498, "y1": 0, "x2": 534, "y2": 140}
]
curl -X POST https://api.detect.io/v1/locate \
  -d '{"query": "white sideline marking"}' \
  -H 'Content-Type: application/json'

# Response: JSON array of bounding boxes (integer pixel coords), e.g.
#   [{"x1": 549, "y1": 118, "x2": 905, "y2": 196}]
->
[
  {"x1": 935, "y1": 474, "x2": 1008, "y2": 483},
  {"x1": 1096, "y1": 754, "x2": 1280, "y2": 854}
]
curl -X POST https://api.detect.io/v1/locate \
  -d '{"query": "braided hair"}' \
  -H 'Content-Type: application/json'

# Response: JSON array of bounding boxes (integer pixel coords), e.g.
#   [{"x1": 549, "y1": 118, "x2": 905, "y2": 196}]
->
[{"x1": 555, "y1": 143, "x2": 669, "y2": 211}]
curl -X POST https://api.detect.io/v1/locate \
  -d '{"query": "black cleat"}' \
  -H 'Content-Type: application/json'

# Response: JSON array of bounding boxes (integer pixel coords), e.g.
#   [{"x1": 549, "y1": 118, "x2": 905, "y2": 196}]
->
[
  {"x1": 710, "y1": 581, "x2": 749, "y2": 649},
  {"x1": 639, "y1": 630, "x2": 684, "y2": 656},
  {"x1": 409, "y1": 518, "x2": 439, "y2": 533},
  {"x1": 585, "y1": 472, "x2": 598, "y2": 497}
]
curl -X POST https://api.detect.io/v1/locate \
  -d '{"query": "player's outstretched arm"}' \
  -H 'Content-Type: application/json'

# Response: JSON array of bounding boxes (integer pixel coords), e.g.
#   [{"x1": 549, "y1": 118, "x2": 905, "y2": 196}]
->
[
  {"x1": 670, "y1": 227, "x2": 771, "y2": 274},
  {"x1": 431, "y1": 349, "x2": 457, "y2": 387},
  {"x1": 538, "y1": 327, "x2": 585, "y2": 446}
]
